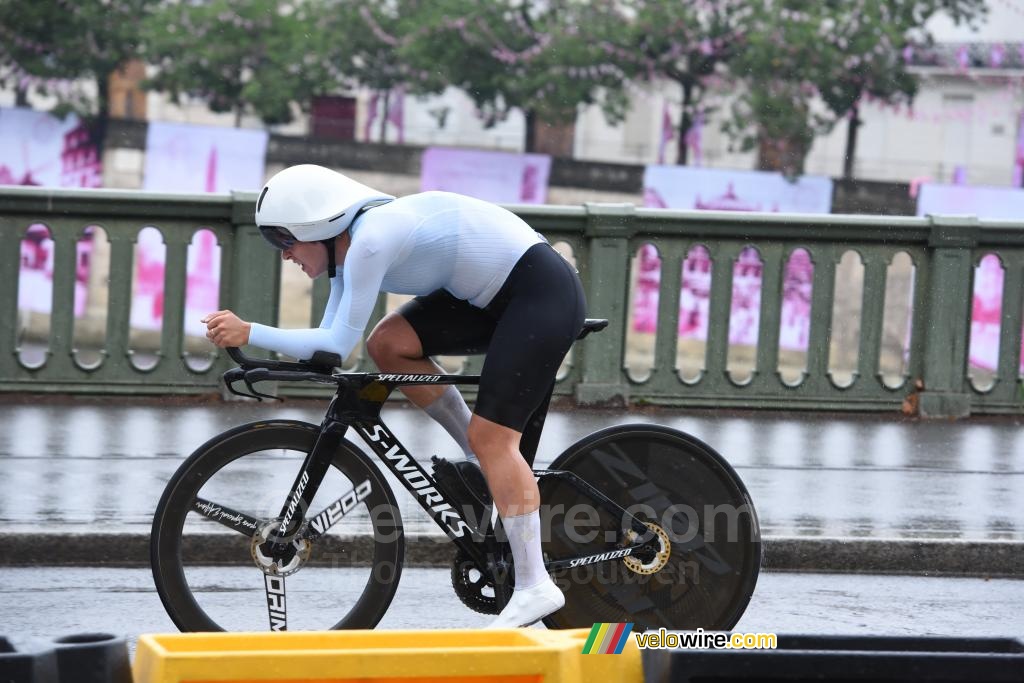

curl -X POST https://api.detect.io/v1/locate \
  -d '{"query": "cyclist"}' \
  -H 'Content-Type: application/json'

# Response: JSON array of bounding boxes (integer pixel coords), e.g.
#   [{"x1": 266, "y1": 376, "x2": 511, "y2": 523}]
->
[{"x1": 202, "y1": 164, "x2": 585, "y2": 628}]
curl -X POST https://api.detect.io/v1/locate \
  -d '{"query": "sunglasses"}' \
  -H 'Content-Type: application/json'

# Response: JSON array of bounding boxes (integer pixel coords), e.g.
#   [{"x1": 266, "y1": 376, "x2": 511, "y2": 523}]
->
[{"x1": 259, "y1": 225, "x2": 298, "y2": 250}]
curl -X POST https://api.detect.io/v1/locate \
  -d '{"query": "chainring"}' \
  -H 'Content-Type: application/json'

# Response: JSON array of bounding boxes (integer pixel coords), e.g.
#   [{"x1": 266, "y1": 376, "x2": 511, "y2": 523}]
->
[{"x1": 450, "y1": 549, "x2": 511, "y2": 615}]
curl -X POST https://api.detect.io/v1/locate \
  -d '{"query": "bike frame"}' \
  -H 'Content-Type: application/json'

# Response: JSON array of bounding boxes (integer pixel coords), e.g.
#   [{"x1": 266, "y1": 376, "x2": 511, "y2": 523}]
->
[{"x1": 262, "y1": 371, "x2": 658, "y2": 584}]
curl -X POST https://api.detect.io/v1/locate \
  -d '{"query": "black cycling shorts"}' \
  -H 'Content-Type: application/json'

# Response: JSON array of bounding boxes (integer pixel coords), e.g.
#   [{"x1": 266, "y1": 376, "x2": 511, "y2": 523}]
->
[{"x1": 397, "y1": 242, "x2": 586, "y2": 432}]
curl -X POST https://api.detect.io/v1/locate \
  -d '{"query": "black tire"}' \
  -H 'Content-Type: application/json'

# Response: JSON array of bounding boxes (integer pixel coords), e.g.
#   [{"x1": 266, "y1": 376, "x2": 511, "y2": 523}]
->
[
  {"x1": 538, "y1": 424, "x2": 761, "y2": 631},
  {"x1": 151, "y1": 420, "x2": 404, "y2": 632}
]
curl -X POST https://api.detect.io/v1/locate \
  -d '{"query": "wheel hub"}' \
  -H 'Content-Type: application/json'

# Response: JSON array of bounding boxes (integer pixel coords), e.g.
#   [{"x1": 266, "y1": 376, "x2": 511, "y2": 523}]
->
[
  {"x1": 623, "y1": 521, "x2": 671, "y2": 575},
  {"x1": 251, "y1": 518, "x2": 312, "y2": 576}
]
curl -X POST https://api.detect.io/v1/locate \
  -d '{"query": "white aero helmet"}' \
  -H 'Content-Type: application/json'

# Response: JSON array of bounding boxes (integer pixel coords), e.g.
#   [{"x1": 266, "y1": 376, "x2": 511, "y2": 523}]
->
[{"x1": 255, "y1": 164, "x2": 394, "y2": 249}]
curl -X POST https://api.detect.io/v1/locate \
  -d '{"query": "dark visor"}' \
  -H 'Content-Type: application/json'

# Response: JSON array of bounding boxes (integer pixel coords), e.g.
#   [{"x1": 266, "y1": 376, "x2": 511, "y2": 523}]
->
[{"x1": 258, "y1": 225, "x2": 298, "y2": 250}]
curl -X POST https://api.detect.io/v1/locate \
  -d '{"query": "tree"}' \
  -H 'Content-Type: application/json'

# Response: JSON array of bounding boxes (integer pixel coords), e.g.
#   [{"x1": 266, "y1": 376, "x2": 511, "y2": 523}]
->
[
  {"x1": 0, "y1": 0, "x2": 160, "y2": 147},
  {"x1": 141, "y1": 0, "x2": 326, "y2": 126},
  {"x1": 722, "y1": 2, "x2": 831, "y2": 177},
  {"x1": 813, "y1": 0, "x2": 986, "y2": 179},
  {"x1": 400, "y1": 0, "x2": 630, "y2": 153},
  {"x1": 582, "y1": 0, "x2": 752, "y2": 165},
  {"x1": 313, "y1": 0, "x2": 450, "y2": 142},
  {"x1": 723, "y1": 0, "x2": 987, "y2": 178}
]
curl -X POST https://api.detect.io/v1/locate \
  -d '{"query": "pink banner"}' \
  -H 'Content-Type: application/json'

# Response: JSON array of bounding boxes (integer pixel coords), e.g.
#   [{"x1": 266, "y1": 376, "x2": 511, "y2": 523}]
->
[
  {"x1": 968, "y1": 254, "x2": 1024, "y2": 373},
  {"x1": 143, "y1": 121, "x2": 267, "y2": 194},
  {"x1": 129, "y1": 227, "x2": 221, "y2": 337},
  {"x1": 634, "y1": 244, "x2": 813, "y2": 350},
  {"x1": 420, "y1": 147, "x2": 551, "y2": 204},
  {"x1": 918, "y1": 184, "x2": 1024, "y2": 371},
  {"x1": 637, "y1": 166, "x2": 831, "y2": 351},
  {"x1": 1014, "y1": 111, "x2": 1024, "y2": 187},
  {"x1": 136, "y1": 122, "x2": 259, "y2": 335},
  {"x1": 2, "y1": 107, "x2": 102, "y2": 318},
  {"x1": 18, "y1": 225, "x2": 93, "y2": 318}
]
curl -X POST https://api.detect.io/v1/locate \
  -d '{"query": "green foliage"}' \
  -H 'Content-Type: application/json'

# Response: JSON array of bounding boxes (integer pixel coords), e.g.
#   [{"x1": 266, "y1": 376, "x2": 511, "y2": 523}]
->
[
  {"x1": 317, "y1": 0, "x2": 447, "y2": 96},
  {"x1": 141, "y1": 0, "x2": 325, "y2": 125},
  {"x1": 0, "y1": 0, "x2": 991, "y2": 166},
  {"x1": 813, "y1": 0, "x2": 985, "y2": 121},
  {"x1": 140, "y1": 0, "x2": 321, "y2": 126},
  {"x1": 723, "y1": 0, "x2": 987, "y2": 176},
  {"x1": 0, "y1": 0, "x2": 159, "y2": 118},
  {"x1": 579, "y1": 0, "x2": 752, "y2": 163},
  {"x1": 401, "y1": 0, "x2": 629, "y2": 130}
]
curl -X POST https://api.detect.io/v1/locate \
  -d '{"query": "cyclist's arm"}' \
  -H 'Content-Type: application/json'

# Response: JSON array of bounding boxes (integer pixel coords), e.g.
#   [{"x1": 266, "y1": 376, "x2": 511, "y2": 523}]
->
[
  {"x1": 247, "y1": 236, "x2": 395, "y2": 361},
  {"x1": 318, "y1": 276, "x2": 343, "y2": 329}
]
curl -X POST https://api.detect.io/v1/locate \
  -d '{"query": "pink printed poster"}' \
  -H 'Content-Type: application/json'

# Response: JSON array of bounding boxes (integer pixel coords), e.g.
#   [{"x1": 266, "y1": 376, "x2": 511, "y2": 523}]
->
[
  {"x1": 916, "y1": 183, "x2": 1024, "y2": 220},
  {"x1": 143, "y1": 121, "x2": 268, "y2": 194},
  {"x1": 638, "y1": 166, "x2": 832, "y2": 350},
  {"x1": 420, "y1": 147, "x2": 551, "y2": 204},
  {"x1": 138, "y1": 122, "x2": 268, "y2": 335},
  {"x1": 18, "y1": 225, "x2": 94, "y2": 318},
  {"x1": 2, "y1": 107, "x2": 103, "y2": 318},
  {"x1": 969, "y1": 254, "x2": 1004, "y2": 372},
  {"x1": 917, "y1": 184, "x2": 1024, "y2": 371}
]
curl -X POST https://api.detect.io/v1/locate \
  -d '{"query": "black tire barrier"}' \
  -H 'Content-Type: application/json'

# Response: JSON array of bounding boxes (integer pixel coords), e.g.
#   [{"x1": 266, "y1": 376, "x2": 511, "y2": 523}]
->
[
  {"x1": 0, "y1": 636, "x2": 58, "y2": 683},
  {"x1": 0, "y1": 633, "x2": 131, "y2": 683},
  {"x1": 641, "y1": 635, "x2": 1024, "y2": 682}
]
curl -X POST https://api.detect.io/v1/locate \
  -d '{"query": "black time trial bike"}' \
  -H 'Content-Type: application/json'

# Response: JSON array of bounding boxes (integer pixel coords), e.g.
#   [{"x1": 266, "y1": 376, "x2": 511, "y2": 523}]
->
[{"x1": 150, "y1": 319, "x2": 761, "y2": 632}]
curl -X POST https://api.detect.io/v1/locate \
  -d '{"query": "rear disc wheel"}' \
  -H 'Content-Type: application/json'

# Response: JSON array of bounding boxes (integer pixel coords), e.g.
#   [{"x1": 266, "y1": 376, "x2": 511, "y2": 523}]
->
[{"x1": 538, "y1": 424, "x2": 761, "y2": 631}]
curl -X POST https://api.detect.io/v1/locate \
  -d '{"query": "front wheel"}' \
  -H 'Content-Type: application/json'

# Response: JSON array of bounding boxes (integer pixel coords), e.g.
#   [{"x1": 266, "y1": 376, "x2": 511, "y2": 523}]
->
[
  {"x1": 151, "y1": 420, "x2": 404, "y2": 632},
  {"x1": 538, "y1": 424, "x2": 761, "y2": 631}
]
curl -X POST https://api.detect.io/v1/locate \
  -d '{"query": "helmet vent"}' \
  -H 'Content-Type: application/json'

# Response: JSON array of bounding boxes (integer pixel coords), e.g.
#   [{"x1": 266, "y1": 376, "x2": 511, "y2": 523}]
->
[
  {"x1": 256, "y1": 186, "x2": 269, "y2": 213},
  {"x1": 327, "y1": 211, "x2": 346, "y2": 222}
]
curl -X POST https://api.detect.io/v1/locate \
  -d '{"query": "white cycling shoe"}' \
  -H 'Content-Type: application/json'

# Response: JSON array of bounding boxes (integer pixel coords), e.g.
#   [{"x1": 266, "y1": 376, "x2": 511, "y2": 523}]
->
[{"x1": 486, "y1": 579, "x2": 565, "y2": 628}]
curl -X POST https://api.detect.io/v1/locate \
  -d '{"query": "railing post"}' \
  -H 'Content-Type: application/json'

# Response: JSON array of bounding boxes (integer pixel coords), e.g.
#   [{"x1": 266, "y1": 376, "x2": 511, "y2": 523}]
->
[
  {"x1": 0, "y1": 217, "x2": 20, "y2": 378},
  {"x1": 45, "y1": 223, "x2": 79, "y2": 375},
  {"x1": 917, "y1": 215, "x2": 977, "y2": 418},
  {"x1": 575, "y1": 203, "x2": 634, "y2": 405},
  {"x1": 229, "y1": 192, "x2": 280, "y2": 357},
  {"x1": 102, "y1": 225, "x2": 137, "y2": 377}
]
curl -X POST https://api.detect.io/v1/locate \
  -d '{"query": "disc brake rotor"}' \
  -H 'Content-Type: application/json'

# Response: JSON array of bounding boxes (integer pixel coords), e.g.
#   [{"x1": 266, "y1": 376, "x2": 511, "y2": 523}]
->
[
  {"x1": 250, "y1": 518, "x2": 312, "y2": 577},
  {"x1": 623, "y1": 521, "x2": 671, "y2": 575}
]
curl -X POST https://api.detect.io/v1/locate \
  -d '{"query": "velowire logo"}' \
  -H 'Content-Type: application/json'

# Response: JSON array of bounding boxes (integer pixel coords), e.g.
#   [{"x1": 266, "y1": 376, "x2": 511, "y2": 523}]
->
[{"x1": 581, "y1": 623, "x2": 634, "y2": 654}]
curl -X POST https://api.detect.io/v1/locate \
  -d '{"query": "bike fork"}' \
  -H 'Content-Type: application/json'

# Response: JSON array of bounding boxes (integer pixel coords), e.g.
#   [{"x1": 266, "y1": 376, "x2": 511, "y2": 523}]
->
[{"x1": 264, "y1": 420, "x2": 346, "y2": 561}]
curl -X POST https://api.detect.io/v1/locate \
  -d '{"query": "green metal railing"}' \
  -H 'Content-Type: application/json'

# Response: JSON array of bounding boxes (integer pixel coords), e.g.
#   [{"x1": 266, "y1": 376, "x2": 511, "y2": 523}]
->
[{"x1": 1, "y1": 187, "x2": 1021, "y2": 417}]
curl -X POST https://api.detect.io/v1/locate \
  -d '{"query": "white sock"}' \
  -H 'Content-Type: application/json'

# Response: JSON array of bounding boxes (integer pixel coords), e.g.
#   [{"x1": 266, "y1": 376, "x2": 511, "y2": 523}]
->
[
  {"x1": 501, "y1": 509, "x2": 548, "y2": 590},
  {"x1": 423, "y1": 386, "x2": 478, "y2": 465}
]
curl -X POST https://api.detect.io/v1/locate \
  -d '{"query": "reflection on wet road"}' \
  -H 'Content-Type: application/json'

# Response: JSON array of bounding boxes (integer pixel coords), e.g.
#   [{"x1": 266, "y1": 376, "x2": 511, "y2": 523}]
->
[
  {"x1": 0, "y1": 399, "x2": 1021, "y2": 541},
  {"x1": 0, "y1": 567, "x2": 1020, "y2": 647}
]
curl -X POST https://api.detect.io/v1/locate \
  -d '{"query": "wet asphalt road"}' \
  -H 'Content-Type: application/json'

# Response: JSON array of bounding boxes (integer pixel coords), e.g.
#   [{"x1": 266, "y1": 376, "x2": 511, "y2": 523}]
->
[
  {"x1": 0, "y1": 398, "x2": 1021, "y2": 541},
  {"x1": 0, "y1": 397, "x2": 1022, "y2": 649},
  {"x1": 0, "y1": 567, "x2": 1021, "y2": 651}
]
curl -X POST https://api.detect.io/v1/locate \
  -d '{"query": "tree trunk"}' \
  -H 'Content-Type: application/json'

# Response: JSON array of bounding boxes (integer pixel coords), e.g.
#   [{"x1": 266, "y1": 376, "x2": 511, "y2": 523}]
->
[
  {"x1": 524, "y1": 109, "x2": 537, "y2": 153},
  {"x1": 14, "y1": 86, "x2": 29, "y2": 108},
  {"x1": 757, "y1": 135, "x2": 810, "y2": 179},
  {"x1": 675, "y1": 80, "x2": 694, "y2": 165},
  {"x1": 89, "y1": 73, "x2": 112, "y2": 156},
  {"x1": 379, "y1": 90, "x2": 390, "y2": 144},
  {"x1": 843, "y1": 103, "x2": 861, "y2": 179}
]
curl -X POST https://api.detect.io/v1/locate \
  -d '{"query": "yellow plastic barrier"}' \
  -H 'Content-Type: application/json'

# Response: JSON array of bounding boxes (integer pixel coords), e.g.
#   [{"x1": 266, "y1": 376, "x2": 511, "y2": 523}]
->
[{"x1": 132, "y1": 628, "x2": 643, "y2": 683}]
